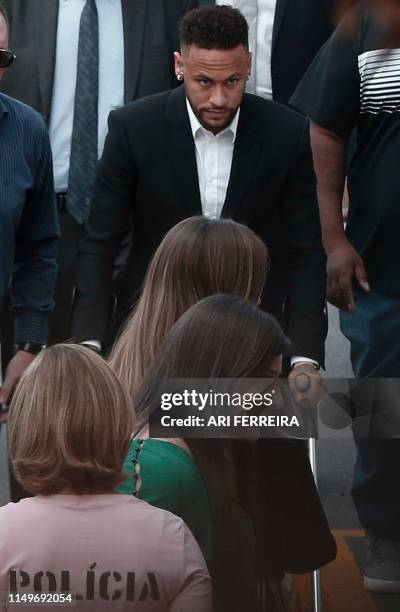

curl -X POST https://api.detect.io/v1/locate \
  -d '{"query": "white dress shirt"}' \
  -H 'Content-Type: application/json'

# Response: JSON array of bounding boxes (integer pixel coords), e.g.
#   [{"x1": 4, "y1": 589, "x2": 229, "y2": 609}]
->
[
  {"x1": 49, "y1": 0, "x2": 125, "y2": 192},
  {"x1": 186, "y1": 99, "x2": 240, "y2": 219},
  {"x1": 218, "y1": 0, "x2": 277, "y2": 99}
]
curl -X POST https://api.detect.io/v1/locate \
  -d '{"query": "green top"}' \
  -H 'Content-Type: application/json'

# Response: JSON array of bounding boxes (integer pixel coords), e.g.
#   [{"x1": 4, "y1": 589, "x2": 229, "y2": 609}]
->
[{"x1": 117, "y1": 438, "x2": 213, "y2": 564}]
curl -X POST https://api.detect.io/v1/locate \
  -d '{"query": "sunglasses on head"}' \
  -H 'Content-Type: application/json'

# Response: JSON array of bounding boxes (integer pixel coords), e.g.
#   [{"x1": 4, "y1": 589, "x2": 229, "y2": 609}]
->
[{"x1": 0, "y1": 49, "x2": 16, "y2": 68}]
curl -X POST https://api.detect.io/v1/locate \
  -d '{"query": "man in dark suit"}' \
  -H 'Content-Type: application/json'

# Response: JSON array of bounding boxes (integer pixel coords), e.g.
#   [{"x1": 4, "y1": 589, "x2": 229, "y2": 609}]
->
[
  {"x1": 0, "y1": 0, "x2": 198, "y2": 345},
  {"x1": 200, "y1": 0, "x2": 334, "y2": 104},
  {"x1": 72, "y1": 3, "x2": 327, "y2": 373},
  {"x1": 72, "y1": 4, "x2": 334, "y2": 580}
]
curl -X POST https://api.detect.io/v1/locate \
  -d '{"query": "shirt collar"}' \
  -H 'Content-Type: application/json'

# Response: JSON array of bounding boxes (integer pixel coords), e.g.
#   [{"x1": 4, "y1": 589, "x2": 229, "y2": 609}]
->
[{"x1": 186, "y1": 98, "x2": 240, "y2": 143}]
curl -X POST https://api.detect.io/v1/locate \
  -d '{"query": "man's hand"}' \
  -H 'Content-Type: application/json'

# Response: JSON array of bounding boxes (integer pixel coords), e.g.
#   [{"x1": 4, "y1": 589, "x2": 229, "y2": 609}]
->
[
  {"x1": 289, "y1": 363, "x2": 325, "y2": 407},
  {"x1": 309, "y1": 124, "x2": 368, "y2": 313},
  {"x1": 0, "y1": 351, "x2": 35, "y2": 422},
  {"x1": 326, "y1": 239, "x2": 370, "y2": 313}
]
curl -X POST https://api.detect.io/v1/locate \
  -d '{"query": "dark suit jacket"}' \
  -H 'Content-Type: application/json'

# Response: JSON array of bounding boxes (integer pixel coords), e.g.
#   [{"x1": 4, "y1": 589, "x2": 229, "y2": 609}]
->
[
  {"x1": 72, "y1": 86, "x2": 327, "y2": 363},
  {"x1": 1, "y1": 0, "x2": 198, "y2": 120},
  {"x1": 200, "y1": 0, "x2": 334, "y2": 104}
]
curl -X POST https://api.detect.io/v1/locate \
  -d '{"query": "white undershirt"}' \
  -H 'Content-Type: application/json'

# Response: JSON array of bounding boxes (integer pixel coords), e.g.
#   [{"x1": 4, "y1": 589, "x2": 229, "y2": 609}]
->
[
  {"x1": 186, "y1": 99, "x2": 240, "y2": 218},
  {"x1": 218, "y1": 0, "x2": 277, "y2": 99},
  {"x1": 49, "y1": 0, "x2": 125, "y2": 192}
]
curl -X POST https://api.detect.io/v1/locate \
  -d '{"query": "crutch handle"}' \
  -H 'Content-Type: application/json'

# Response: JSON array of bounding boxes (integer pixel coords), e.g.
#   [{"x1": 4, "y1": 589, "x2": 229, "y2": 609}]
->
[{"x1": 295, "y1": 372, "x2": 311, "y2": 393}]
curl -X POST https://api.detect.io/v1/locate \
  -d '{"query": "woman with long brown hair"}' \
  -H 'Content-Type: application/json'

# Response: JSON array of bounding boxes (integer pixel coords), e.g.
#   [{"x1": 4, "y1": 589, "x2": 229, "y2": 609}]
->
[
  {"x1": 110, "y1": 216, "x2": 268, "y2": 392},
  {"x1": 126, "y1": 294, "x2": 290, "y2": 612}
]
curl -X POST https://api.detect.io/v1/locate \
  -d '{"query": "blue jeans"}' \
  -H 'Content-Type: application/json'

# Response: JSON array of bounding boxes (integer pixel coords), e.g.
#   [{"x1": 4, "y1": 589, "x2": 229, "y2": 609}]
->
[{"x1": 340, "y1": 288, "x2": 400, "y2": 538}]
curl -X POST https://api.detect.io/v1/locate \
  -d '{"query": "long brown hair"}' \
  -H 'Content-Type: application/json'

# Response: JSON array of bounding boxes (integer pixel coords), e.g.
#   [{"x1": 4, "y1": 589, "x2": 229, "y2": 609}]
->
[
  {"x1": 134, "y1": 295, "x2": 290, "y2": 611},
  {"x1": 135, "y1": 294, "x2": 290, "y2": 428},
  {"x1": 109, "y1": 216, "x2": 268, "y2": 393}
]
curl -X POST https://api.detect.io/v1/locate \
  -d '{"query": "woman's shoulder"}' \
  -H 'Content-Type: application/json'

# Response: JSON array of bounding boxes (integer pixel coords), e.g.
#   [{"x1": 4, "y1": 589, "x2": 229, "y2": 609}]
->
[
  {"x1": 0, "y1": 497, "x2": 49, "y2": 543},
  {"x1": 131, "y1": 438, "x2": 196, "y2": 470},
  {"x1": 120, "y1": 439, "x2": 213, "y2": 563},
  {"x1": 0, "y1": 497, "x2": 39, "y2": 519},
  {"x1": 119, "y1": 438, "x2": 203, "y2": 499},
  {"x1": 135, "y1": 438, "x2": 204, "y2": 488},
  {"x1": 0, "y1": 494, "x2": 189, "y2": 543},
  {"x1": 137, "y1": 437, "x2": 192, "y2": 458}
]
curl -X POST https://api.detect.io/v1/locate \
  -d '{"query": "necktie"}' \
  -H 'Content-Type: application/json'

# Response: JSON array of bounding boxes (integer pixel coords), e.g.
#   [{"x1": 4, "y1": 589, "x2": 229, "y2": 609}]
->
[{"x1": 67, "y1": 0, "x2": 99, "y2": 225}]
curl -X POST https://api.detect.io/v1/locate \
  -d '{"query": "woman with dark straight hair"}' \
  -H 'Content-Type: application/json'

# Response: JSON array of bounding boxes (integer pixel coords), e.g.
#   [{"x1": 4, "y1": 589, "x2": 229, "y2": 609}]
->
[{"x1": 129, "y1": 294, "x2": 291, "y2": 612}]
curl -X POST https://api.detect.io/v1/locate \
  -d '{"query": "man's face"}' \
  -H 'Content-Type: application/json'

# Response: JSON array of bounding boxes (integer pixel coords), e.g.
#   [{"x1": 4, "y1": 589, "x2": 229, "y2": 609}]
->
[
  {"x1": 175, "y1": 44, "x2": 251, "y2": 134},
  {"x1": 0, "y1": 13, "x2": 8, "y2": 81}
]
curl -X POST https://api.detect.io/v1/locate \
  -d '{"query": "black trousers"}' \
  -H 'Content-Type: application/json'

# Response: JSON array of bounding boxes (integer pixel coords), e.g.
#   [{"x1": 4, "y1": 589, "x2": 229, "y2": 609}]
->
[{"x1": 49, "y1": 209, "x2": 86, "y2": 345}]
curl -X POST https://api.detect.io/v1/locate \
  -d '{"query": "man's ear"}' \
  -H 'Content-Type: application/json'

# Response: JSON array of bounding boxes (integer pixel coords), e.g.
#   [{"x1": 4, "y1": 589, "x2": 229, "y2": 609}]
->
[
  {"x1": 174, "y1": 51, "x2": 183, "y2": 76},
  {"x1": 248, "y1": 51, "x2": 253, "y2": 78}
]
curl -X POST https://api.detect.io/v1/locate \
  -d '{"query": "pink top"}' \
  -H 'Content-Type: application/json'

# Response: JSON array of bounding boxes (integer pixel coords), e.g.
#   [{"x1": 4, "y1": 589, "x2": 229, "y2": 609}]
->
[{"x1": 0, "y1": 494, "x2": 212, "y2": 611}]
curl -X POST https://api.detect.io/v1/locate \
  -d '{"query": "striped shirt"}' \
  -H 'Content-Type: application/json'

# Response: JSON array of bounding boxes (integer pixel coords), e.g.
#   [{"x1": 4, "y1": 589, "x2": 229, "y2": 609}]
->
[
  {"x1": 0, "y1": 93, "x2": 59, "y2": 344},
  {"x1": 291, "y1": 11, "x2": 400, "y2": 297}
]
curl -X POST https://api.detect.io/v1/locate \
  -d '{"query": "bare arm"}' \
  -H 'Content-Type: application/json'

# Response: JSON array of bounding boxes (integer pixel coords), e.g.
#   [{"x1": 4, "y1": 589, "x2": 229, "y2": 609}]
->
[
  {"x1": 310, "y1": 121, "x2": 369, "y2": 313},
  {"x1": 310, "y1": 121, "x2": 347, "y2": 249}
]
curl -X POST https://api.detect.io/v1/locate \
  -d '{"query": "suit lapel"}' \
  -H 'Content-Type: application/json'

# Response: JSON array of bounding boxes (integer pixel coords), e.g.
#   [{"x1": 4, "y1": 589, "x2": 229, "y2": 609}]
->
[
  {"x1": 34, "y1": 0, "x2": 58, "y2": 119},
  {"x1": 122, "y1": 0, "x2": 147, "y2": 102},
  {"x1": 272, "y1": 0, "x2": 287, "y2": 55},
  {"x1": 222, "y1": 96, "x2": 263, "y2": 219},
  {"x1": 165, "y1": 87, "x2": 202, "y2": 217}
]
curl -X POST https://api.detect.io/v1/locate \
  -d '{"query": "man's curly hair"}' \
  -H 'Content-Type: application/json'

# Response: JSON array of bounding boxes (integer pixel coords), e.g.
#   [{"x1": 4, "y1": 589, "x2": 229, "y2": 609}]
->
[{"x1": 180, "y1": 5, "x2": 249, "y2": 51}]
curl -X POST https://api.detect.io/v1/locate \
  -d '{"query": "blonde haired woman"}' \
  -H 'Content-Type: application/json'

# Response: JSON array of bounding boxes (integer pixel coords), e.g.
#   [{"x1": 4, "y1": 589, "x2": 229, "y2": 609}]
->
[{"x1": 0, "y1": 345, "x2": 211, "y2": 612}]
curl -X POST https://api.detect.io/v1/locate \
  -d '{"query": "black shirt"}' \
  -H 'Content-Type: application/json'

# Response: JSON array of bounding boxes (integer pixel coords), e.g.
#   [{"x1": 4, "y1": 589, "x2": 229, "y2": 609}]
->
[{"x1": 291, "y1": 7, "x2": 400, "y2": 297}]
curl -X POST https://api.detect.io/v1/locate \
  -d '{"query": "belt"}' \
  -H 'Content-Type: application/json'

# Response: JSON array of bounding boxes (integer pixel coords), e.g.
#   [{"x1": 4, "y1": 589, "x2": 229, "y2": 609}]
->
[{"x1": 56, "y1": 192, "x2": 68, "y2": 212}]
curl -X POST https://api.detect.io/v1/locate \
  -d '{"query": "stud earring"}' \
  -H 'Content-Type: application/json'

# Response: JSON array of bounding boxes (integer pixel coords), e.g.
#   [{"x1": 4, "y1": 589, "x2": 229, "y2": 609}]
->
[{"x1": 176, "y1": 73, "x2": 184, "y2": 81}]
